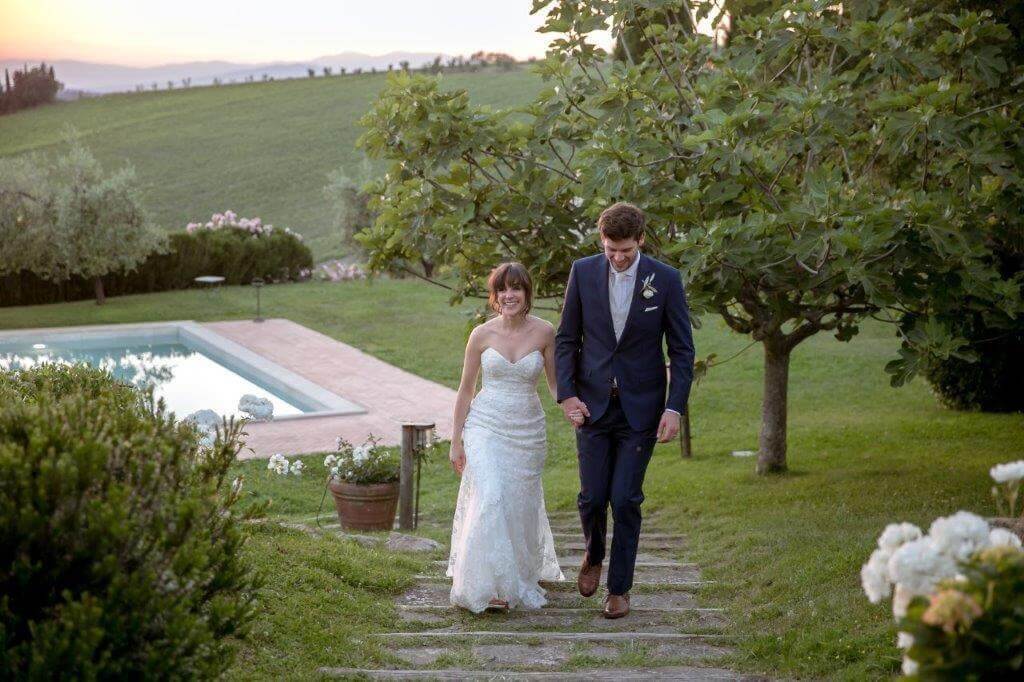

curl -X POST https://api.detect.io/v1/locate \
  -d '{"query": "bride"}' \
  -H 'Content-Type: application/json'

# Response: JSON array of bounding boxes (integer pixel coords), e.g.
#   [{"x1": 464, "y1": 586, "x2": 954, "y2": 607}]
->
[{"x1": 447, "y1": 262, "x2": 565, "y2": 612}]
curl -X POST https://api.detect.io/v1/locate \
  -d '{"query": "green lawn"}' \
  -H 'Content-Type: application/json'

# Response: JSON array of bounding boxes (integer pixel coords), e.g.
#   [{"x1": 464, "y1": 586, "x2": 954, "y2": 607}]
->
[
  {"x1": 2, "y1": 281, "x2": 1020, "y2": 680},
  {"x1": 0, "y1": 69, "x2": 544, "y2": 260}
]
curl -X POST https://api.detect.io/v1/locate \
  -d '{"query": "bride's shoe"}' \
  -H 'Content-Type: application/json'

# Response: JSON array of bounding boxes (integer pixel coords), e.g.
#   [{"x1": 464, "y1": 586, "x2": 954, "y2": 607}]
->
[{"x1": 485, "y1": 598, "x2": 510, "y2": 612}]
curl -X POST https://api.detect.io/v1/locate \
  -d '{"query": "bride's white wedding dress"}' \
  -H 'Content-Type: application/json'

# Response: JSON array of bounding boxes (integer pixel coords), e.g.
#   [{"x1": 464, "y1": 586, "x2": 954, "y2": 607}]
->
[{"x1": 447, "y1": 346, "x2": 564, "y2": 612}]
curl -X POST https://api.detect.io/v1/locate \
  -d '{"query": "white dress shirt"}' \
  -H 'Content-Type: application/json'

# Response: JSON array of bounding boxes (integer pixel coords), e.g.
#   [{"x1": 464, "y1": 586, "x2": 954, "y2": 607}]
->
[
  {"x1": 607, "y1": 253, "x2": 680, "y2": 417},
  {"x1": 608, "y1": 252, "x2": 641, "y2": 342}
]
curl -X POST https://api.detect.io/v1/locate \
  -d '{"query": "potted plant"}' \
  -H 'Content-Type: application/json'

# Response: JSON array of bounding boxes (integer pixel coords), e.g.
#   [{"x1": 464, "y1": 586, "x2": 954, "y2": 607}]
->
[{"x1": 323, "y1": 436, "x2": 399, "y2": 531}]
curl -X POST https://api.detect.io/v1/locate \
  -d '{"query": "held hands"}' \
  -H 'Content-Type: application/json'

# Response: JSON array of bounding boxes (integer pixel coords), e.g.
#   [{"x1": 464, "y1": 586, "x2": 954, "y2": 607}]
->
[
  {"x1": 449, "y1": 441, "x2": 466, "y2": 476},
  {"x1": 561, "y1": 396, "x2": 590, "y2": 429},
  {"x1": 656, "y1": 410, "x2": 680, "y2": 443}
]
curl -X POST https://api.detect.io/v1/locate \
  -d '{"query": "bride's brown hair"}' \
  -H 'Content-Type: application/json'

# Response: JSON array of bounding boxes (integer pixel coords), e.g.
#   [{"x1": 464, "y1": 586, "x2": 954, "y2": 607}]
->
[{"x1": 487, "y1": 262, "x2": 533, "y2": 315}]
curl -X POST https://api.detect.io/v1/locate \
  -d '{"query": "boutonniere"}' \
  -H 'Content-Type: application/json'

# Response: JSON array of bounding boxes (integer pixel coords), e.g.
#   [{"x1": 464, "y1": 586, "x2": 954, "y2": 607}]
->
[{"x1": 641, "y1": 272, "x2": 657, "y2": 299}]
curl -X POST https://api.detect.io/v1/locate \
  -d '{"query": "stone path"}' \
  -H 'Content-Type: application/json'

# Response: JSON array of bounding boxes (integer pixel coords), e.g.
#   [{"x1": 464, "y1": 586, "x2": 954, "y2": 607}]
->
[{"x1": 319, "y1": 511, "x2": 765, "y2": 680}]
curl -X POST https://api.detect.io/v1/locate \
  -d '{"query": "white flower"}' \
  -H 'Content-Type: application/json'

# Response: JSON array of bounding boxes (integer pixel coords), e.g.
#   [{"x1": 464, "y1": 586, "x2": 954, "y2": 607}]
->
[
  {"x1": 231, "y1": 477, "x2": 243, "y2": 495},
  {"x1": 353, "y1": 445, "x2": 371, "y2": 463},
  {"x1": 929, "y1": 511, "x2": 991, "y2": 562},
  {"x1": 861, "y1": 548, "x2": 893, "y2": 603},
  {"x1": 887, "y1": 538, "x2": 958, "y2": 597},
  {"x1": 289, "y1": 460, "x2": 304, "y2": 476},
  {"x1": 268, "y1": 453, "x2": 290, "y2": 475},
  {"x1": 988, "y1": 527, "x2": 1023, "y2": 549},
  {"x1": 902, "y1": 655, "x2": 919, "y2": 676},
  {"x1": 330, "y1": 466, "x2": 339, "y2": 477},
  {"x1": 335, "y1": 436, "x2": 345, "y2": 450},
  {"x1": 897, "y1": 632, "x2": 914, "y2": 650},
  {"x1": 323, "y1": 454, "x2": 338, "y2": 468},
  {"x1": 990, "y1": 460, "x2": 1024, "y2": 484},
  {"x1": 878, "y1": 522, "x2": 923, "y2": 552}
]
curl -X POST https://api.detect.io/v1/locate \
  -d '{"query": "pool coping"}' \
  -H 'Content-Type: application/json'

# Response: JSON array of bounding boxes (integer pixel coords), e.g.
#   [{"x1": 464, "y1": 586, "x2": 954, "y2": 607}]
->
[{"x1": 0, "y1": 320, "x2": 365, "y2": 421}]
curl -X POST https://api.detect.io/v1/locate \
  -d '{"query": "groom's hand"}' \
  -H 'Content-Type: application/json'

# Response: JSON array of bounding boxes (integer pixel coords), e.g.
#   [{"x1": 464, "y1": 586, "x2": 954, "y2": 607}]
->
[
  {"x1": 656, "y1": 410, "x2": 680, "y2": 443},
  {"x1": 560, "y1": 396, "x2": 590, "y2": 428}
]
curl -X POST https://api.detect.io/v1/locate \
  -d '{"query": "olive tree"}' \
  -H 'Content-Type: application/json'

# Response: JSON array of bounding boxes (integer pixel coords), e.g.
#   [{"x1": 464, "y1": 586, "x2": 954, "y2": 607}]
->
[
  {"x1": 0, "y1": 141, "x2": 164, "y2": 304},
  {"x1": 358, "y1": 0, "x2": 1023, "y2": 474}
]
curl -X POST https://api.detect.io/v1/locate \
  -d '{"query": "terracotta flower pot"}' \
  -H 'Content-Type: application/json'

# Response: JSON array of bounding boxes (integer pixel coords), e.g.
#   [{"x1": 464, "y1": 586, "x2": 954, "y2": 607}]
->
[{"x1": 329, "y1": 479, "x2": 399, "y2": 531}]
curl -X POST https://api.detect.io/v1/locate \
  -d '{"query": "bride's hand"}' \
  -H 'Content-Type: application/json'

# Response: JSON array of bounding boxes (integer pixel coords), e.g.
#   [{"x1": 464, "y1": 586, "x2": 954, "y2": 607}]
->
[{"x1": 449, "y1": 442, "x2": 466, "y2": 476}]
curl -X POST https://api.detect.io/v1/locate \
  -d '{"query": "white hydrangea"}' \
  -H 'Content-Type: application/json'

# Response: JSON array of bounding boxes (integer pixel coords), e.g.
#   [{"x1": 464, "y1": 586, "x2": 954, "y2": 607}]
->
[
  {"x1": 861, "y1": 548, "x2": 893, "y2": 603},
  {"x1": 887, "y1": 538, "x2": 958, "y2": 597},
  {"x1": 988, "y1": 527, "x2": 1023, "y2": 549},
  {"x1": 289, "y1": 460, "x2": 304, "y2": 476},
  {"x1": 929, "y1": 511, "x2": 991, "y2": 562},
  {"x1": 990, "y1": 460, "x2": 1024, "y2": 484},
  {"x1": 877, "y1": 522, "x2": 923, "y2": 552},
  {"x1": 323, "y1": 454, "x2": 338, "y2": 468}
]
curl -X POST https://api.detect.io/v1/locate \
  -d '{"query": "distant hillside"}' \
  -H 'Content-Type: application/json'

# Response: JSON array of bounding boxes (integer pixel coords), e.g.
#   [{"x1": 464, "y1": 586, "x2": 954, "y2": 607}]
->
[
  {"x1": 0, "y1": 52, "x2": 451, "y2": 94},
  {"x1": 0, "y1": 68, "x2": 543, "y2": 260}
]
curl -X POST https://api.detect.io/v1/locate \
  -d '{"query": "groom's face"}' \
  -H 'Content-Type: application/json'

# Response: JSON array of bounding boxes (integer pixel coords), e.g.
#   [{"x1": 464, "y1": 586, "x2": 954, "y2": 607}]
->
[{"x1": 602, "y1": 235, "x2": 644, "y2": 272}]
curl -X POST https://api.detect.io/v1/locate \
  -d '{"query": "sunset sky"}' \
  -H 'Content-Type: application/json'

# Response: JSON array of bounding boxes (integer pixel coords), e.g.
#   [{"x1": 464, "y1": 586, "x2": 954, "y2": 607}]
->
[{"x1": 0, "y1": 0, "x2": 594, "y2": 66}]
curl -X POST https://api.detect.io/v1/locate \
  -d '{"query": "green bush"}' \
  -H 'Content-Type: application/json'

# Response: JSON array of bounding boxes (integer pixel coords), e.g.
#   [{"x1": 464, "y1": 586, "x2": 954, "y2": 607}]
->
[
  {"x1": 0, "y1": 228, "x2": 314, "y2": 307},
  {"x1": 900, "y1": 544, "x2": 1024, "y2": 678},
  {"x1": 923, "y1": 325, "x2": 1024, "y2": 413},
  {"x1": 0, "y1": 364, "x2": 261, "y2": 678}
]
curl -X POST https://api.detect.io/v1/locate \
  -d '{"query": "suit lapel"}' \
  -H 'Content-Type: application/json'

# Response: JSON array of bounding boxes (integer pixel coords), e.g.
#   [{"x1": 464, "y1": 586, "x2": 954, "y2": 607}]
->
[
  {"x1": 598, "y1": 257, "x2": 617, "y2": 343},
  {"x1": 616, "y1": 254, "x2": 650, "y2": 348}
]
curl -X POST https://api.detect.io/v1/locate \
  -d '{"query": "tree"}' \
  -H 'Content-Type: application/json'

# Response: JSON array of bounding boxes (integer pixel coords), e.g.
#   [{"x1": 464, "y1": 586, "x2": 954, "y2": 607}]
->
[
  {"x1": 307, "y1": 68, "x2": 316, "y2": 78},
  {"x1": 0, "y1": 139, "x2": 165, "y2": 304},
  {"x1": 358, "y1": 0, "x2": 1024, "y2": 474}
]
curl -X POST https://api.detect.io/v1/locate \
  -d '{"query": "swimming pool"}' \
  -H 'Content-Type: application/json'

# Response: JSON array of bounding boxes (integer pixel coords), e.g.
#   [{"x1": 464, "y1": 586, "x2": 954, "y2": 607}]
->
[{"x1": 0, "y1": 321, "x2": 364, "y2": 421}]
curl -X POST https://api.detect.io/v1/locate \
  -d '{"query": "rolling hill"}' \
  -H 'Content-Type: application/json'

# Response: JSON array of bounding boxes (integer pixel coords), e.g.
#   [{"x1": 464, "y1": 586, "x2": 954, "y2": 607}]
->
[{"x1": 0, "y1": 68, "x2": 543, "y2": 259}]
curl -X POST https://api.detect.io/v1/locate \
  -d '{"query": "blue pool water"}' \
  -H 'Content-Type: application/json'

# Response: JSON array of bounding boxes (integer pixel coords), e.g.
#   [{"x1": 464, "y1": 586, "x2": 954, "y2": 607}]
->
[{"x1": 0, "y1": 340, "x2": 304, "y2": 419}]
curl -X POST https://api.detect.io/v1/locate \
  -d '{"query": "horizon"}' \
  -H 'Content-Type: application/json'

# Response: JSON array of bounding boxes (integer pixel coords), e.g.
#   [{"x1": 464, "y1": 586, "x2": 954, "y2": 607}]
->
[{"x1": 0, "y1": 1, "x2": 597, "y2": 68}]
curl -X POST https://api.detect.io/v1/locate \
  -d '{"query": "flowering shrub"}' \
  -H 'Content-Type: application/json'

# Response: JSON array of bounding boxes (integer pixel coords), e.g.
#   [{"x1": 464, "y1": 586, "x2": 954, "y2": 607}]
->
[
  {"x1": 186, "y1": 210, "x2": 304, "y2": 241},
  {"x1": 900, "y1": 545, "x2": 1024, "y2": 678},
  {"x1": 861, "y1": 511, "x2": 1024, "y2": 676},
  {"x1": 324, "y1": 435, "x2": 398, "y2": 485},
  {"x1": 991, "y1": 459, "x2": 1024, "y2": 518},
  {"x1": 315, "y1": 259, "x2": 367, "y2": 282}
]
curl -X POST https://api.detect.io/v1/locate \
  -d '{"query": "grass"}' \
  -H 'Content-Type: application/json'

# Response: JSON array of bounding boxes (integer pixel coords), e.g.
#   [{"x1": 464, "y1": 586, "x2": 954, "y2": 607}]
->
[
  {"x1": 2, "y1": 280, "x2": 1021, "y2": 679},
  {"x1": 0, "y1": 68, "x2": 544, "y2": 260}
]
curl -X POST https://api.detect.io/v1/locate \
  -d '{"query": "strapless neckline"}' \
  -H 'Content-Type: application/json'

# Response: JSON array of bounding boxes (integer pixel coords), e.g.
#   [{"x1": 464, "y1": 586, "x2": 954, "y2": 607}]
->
[{"x1": 483, "y1": 346, "x2": 542, "y2": 366}]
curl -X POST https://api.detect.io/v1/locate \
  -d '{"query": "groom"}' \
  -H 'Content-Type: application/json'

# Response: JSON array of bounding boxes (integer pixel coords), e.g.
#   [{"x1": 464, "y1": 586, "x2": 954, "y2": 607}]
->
[{"x1": 555, "y1": 202, "x2": 694, "y2": 619}]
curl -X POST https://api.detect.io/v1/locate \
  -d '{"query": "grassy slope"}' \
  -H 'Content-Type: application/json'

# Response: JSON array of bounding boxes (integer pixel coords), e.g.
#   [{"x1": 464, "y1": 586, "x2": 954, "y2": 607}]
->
[
  {"x1": 2, "y1": 282, "x2": 1020, "y2": 679},
  {"x1": 0, "y1": 69, "x2": 544, "y2": 260}
]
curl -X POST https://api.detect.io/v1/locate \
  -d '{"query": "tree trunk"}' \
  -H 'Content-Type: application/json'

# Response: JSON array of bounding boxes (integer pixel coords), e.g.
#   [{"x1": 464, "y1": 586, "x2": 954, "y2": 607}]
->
[
  {"x1": 421, "y1": 258, "x2": 435, "y2": 278},
  {"x1": 757, "y1": 340, "x2": 790, "y2": 474},
  {"x1": 93, "y1": 276, "x2": 105, "y2": 305}
]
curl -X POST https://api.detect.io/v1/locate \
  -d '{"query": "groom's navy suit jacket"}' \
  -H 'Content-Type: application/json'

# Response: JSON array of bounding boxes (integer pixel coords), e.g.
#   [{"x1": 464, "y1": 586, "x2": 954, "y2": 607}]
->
[{"x1": 555, "y1": 253, "x2": 695, "y2": 432}]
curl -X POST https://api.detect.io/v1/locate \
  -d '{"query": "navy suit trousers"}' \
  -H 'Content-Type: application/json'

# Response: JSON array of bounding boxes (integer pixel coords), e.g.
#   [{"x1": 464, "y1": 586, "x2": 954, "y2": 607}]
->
[{"x1": 575, "y1": 395, "x2": 657, "y2": 595}]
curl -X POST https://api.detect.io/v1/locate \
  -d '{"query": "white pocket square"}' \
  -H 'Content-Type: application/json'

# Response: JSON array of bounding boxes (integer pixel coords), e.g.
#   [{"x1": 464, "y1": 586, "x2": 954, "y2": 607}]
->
[{"x1": 644, "y1": 305, "x2": 658, "y2": 312}]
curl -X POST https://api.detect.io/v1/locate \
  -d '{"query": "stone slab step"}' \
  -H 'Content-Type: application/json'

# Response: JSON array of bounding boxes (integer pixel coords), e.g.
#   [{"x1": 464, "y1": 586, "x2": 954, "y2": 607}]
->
[
  {"x1": 319, "y1": 666, "x2": 757, "y2": 680},
  {"x1": 396, "y1": 605, "x2": 728, "y2": 631},
  {"x1": 373, "y1": 636, "x2": 734, "y2": 670},
  {"x1": 378, "y1": 631, "x2": 727, "y2": 642},
  {"x1": 433, "y1": 555, "x2": 694, "y2": 571},
  {"x1": 397, "y1": 584, "x2": 705, "y2": 610},
  {"x1": 415, "y1": 575, "x2": 710, "y2": 591}
]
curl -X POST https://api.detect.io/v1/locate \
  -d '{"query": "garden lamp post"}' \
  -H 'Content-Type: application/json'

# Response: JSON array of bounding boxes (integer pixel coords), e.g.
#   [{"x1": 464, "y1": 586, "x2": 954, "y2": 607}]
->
[{"x1": 252, "y1": 278, "x2": 265, "y2": 323}]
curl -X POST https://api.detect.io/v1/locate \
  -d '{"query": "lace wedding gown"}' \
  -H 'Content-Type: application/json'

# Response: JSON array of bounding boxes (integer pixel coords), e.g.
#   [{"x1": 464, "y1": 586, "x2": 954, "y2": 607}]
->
[{"x1": 447, "y1": 347, "x2": 564, "y2": 612}]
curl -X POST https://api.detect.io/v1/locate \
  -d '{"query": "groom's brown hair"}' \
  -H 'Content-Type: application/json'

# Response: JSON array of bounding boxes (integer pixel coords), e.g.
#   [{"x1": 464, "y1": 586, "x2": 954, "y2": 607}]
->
[
  {"x1": 487, "y1": 262, "x2": 533, "y2": 315},
  {"x1": 598, "y1": 202, "x2": 646, "y2": 242}
]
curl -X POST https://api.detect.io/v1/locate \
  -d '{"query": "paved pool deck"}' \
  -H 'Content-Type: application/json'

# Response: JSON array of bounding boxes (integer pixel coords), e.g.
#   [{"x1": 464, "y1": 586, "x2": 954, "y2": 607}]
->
[{"x1": 203, "y1": 319, "x2": 456, "y2": 459}]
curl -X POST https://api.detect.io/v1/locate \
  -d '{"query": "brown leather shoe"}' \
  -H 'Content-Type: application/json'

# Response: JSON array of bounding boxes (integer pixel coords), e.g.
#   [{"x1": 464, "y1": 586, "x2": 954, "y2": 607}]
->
[
  {"x1": 577, "y1": 556, "x2": 602, "y2": 598},
  {"x1": 602, "y1": 593, "x2": 630, "y2": 619}
]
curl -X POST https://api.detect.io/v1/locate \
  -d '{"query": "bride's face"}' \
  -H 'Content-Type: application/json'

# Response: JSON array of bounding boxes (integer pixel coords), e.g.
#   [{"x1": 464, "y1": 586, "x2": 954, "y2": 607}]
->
[{"x1": 496, "y1": 284, "x2": 526, "y2": 317}]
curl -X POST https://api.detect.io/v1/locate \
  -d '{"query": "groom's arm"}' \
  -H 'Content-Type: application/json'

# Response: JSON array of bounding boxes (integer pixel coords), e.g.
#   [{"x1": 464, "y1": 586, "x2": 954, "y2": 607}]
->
[
  {"x1": 555, "y1": 261, "x2": 583, "y2": 403},
  {"x1": 664, "y1": 268, "x2": 695, "y2": 414}
]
